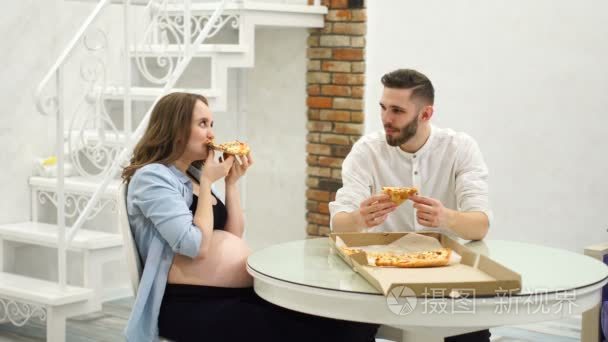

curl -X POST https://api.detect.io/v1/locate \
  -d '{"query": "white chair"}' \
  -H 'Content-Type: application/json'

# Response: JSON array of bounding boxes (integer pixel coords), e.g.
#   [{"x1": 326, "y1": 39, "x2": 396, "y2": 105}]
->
[
  {"x1": 118, "y1": 184, "x2": 177, "y2": 342},
  {"x1": 117, "y1": 184, "x2": 142, "y2": 296}
]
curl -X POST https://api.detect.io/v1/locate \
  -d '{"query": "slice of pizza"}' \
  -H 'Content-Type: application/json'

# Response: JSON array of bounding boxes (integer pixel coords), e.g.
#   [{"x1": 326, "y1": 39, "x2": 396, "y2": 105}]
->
[
  {"x1": 208, "y1": 140, "x2": 250, "y2": 156},
  {"x1": 374, "y1": 248, "x2": 451, "y2": 268},
  {"x1": 382, "y1": 186, "x2": 418, "y2": 205},
  {"x1": 339, "y1": 247, "x2": 363, "y2": 256},
  {"x1": 340, "y1": 248, "x2": 392, "y2": 265}
]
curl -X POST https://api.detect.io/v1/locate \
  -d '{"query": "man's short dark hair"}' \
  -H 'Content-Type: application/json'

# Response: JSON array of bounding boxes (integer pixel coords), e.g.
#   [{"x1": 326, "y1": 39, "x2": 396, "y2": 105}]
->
[{"x1": 381, "y1": 69, "x2": 434, "y2": 105}]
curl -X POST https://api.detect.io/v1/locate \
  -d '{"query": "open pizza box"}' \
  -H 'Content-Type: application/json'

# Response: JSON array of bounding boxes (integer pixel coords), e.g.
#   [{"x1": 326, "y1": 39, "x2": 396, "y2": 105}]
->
[{"x1": 329, "y1": 232, "x2": 521, "y2": 298}]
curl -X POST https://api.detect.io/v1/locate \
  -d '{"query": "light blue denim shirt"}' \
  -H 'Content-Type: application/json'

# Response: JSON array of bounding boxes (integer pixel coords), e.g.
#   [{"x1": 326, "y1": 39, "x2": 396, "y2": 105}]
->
[{"x1": 124, "y1": 163, "x2": 202, "y2": 342}]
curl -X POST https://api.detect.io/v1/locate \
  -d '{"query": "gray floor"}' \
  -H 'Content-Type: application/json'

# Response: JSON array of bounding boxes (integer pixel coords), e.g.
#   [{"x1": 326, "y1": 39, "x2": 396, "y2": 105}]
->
[
  {"x1": 0, "y1": 299, "x2": 133, "y2": 342},
  {"x1": 0, "y1": 297, "x2": 584, "y2": 341}
]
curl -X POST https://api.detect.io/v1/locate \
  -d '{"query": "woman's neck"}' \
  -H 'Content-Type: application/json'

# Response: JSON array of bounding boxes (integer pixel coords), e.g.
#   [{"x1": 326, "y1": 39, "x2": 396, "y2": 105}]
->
[{"x1": 173, "y1": 157, "x2": 192, "y2": 175}]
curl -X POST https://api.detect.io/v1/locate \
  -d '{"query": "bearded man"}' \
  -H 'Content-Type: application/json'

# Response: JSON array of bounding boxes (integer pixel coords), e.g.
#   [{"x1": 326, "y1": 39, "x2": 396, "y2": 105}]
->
[
  {"x1": 330, "y1": 68, "x2": 491, "y2": 242},
  {"x1": 329, "y1": 68, "x2": 493, "y2": 341}
]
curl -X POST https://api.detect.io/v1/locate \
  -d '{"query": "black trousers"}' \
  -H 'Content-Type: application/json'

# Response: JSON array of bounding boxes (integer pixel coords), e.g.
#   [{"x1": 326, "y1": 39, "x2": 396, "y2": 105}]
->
[
  {"x1": 445, "y1": 329, "x2": 491, "y2": 341},
  {"x1": 158, "y1": 284, "x2": 379, "y2": 342}
]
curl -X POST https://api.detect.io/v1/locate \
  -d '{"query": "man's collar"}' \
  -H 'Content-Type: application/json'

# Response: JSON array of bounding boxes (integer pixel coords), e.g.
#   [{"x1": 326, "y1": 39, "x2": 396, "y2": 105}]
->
[
  {"x1": 396, "y1": 124, "x2": 436, "y2": 159},
  {"x1": 415, "y1": 124, "x2": 436, "y2": 156}
]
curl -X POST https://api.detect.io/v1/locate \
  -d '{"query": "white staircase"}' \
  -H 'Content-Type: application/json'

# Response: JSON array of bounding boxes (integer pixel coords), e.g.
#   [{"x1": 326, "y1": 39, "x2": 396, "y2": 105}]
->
[
  {"x1": 0, "y1": 0, "x2": 325, "y2": 340},
  {"x1": 0, "y1": 273, "x2": 95, "y2": 341},
  {"x1": 0, "y1": 222, "x2": 122, "y2": 251}
]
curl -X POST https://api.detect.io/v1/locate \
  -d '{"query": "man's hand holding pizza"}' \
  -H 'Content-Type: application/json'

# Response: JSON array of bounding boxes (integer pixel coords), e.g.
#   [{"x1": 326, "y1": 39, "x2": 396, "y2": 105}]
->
[
  {"x1": 355, "y1": 194, "x2": 397, "y2": 228},
  {"x1": 409, "y1": 195, "x2": 454, "y2": 228},
  {"x1": 409, "y1": 194, "x2": 489, "y2": 240}
]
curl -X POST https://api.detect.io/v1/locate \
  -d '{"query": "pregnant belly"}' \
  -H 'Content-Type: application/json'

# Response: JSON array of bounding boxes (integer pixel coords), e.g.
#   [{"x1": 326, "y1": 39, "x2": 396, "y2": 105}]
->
[{"x1": 168, "y1": 230, "x2": 252, "y2": 287}]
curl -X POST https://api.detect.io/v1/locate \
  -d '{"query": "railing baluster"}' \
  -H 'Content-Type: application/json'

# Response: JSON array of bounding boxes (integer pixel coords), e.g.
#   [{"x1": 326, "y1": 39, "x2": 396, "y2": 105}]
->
[
  {"x1": 31, "y1": 189, "x2": 38, "y2": 223},
  {"x1": 124, "y1": 0, "x2": 132, "y2": 133},
  {"x1": 152, "y1": 2, "x2": 159, "y2": 45},
  {"x1": 56, "y1": 67, "x2": 67, "y2": 289},
  {"x1": 184, "y1": 0, "x2": 192, "y2": 55},
  {"x1": 67, "y1": 0, "x2": 230, "y2": 245}
]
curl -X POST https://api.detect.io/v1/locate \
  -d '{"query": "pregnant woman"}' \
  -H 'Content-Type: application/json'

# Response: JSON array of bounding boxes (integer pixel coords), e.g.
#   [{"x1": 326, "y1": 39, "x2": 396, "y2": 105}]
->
[{"x1": 122, "y1": 92, "x2": 378, "y2": 342}]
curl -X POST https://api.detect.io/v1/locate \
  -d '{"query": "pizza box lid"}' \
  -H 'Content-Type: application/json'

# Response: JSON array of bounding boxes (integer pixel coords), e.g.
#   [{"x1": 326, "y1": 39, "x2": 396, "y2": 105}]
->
[{"x1": 329, "y1": 232, "x2": 522, "y2": 297}]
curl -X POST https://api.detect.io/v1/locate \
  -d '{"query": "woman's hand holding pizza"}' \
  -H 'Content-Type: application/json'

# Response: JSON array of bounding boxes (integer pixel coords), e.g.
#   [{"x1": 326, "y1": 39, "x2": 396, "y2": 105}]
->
[
  {"x1": 225, "y1": 152, "x2": 253, "y2": 185},
  {"x1": 201, "y1": 150, "x2": 234, "y2": 184}
]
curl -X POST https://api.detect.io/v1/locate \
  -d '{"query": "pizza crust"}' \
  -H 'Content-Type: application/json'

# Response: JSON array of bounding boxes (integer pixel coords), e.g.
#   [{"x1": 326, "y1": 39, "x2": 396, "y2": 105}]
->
[
  {"x1": 340, "y1": 247, "x2": 363, "y2": 256},
  {"x1": 208, "y1": 140, "x2": 250, "y2": 156}
]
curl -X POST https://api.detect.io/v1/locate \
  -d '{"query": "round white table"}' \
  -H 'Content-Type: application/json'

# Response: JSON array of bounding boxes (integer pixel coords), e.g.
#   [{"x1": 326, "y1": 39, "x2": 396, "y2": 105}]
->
[{"x1": 247, "y1": 238, "x2": 608, "y2": 341}]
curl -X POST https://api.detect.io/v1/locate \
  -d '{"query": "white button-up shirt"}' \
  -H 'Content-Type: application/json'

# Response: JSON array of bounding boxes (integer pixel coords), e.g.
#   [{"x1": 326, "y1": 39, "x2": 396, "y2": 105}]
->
[{"x1": 329, "y1": 125, "x2": 492, "y2": 235}]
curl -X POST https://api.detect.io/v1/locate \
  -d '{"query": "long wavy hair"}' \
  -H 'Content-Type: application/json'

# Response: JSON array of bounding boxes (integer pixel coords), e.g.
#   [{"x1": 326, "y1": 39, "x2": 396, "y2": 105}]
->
[{"x1": 121, "y1": 92, "x2": 208, "y2": 183}]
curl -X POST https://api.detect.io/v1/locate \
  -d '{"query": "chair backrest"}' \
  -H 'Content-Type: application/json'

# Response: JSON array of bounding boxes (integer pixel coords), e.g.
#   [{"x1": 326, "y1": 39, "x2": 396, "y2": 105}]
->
[{"x1": 117, "y1": 183, "x2": 142, "y2": 296}]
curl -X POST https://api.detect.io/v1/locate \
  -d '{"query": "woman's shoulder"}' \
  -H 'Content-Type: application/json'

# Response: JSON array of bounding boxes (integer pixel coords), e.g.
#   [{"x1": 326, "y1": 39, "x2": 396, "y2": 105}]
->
[{"x1": 130, "y1": 163, "x2": 180, "y2": 187}]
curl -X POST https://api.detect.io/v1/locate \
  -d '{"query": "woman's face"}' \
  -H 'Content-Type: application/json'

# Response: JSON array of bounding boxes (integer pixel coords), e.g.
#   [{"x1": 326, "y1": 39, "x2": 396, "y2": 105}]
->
[{"x1": 184, "y1": 99, "x2": 215, "y2": 161}]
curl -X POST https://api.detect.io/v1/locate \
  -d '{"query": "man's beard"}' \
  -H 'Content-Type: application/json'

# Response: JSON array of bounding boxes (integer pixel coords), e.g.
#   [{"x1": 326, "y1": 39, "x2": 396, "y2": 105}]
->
[{"x1": 385, "y1": 115, "x2": 419, "y2": 146}]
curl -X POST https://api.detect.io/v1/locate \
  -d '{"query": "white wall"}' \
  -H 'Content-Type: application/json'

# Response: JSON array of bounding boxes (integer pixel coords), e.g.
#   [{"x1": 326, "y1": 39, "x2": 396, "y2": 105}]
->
[
  {"x1": 0, "y1": 1, "x2": 94, "y2": 223},
  {"x1": 179, "y1": 27, "x2": 308, "y2": 251},
  {"x1": 0, "y1": 0, "x2": 112, "y2": 281},
  {"x1": 244, "y1": 28, "x2": 308, "y2": 250},
  {"x1": 366, "y1": 0, "x2": 608, "y2": 252}
]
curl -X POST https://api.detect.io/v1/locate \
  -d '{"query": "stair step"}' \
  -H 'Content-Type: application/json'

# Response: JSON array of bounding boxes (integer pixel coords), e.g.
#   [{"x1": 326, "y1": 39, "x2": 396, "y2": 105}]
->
[
  {"x1": 0, "y1": 222, "x2": 123, "y2": 251},
  {"x1": 30, "y1": 176, "x2": 121, "y2": 196},
  {"x1": 65, "y1": 0, "x2": 326, "y2": 14},
  {"x1": 130, "y1": 44, "x2": 248, "y2": 57},
  {"x1": 165, "y1": 2, "x2": 327, "y2": 16},
  {"x1": 0, "y1": 272, "x2": 93, "y2": 306},
  {"x1": 99, "y1": 86, "x2": 220, "y2": 100},
  {"x1": 163, "y1": 2, "x2": 327, "y2": 28},
  {"x1": 66, "y1": 0, "x2": 148, "y2": 4}
]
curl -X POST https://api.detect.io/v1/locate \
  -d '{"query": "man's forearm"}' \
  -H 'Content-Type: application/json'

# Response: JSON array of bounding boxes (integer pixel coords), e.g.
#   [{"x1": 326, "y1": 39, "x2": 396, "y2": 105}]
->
[
  {"x1": 446, "y1": 210, "x2": 489, "y2": 241},
  {"x1": 331, "y1": 211, "x2": 364, "y2": 233}
]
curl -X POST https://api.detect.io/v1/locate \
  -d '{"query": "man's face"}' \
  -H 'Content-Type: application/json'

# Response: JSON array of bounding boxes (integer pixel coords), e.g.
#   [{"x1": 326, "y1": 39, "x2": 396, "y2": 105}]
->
[{"x1": 380, "y1": 87, "x2": 422, "y2": 146}]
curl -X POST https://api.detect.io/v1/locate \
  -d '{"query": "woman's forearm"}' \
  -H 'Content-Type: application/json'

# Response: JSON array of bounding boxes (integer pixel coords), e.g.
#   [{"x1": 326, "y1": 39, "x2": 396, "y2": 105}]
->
[
  {"x1": 224, "y1": 183, "x2": 244, "y2": 237},
  {"x1": 193, "y1": 179, "x2": 215, "y2": 258}
]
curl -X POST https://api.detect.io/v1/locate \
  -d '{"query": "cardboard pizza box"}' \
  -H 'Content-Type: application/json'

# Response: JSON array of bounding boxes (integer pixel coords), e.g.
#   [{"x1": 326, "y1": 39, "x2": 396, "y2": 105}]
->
[{"x1": 329, "y1": 232, "x2": 521, "y2": 297}]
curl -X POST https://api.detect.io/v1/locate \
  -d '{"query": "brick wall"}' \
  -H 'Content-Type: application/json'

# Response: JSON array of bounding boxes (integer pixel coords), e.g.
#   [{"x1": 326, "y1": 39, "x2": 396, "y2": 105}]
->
[{"x1": 306, "y1": 0, "x2": 366, "y2": 236}]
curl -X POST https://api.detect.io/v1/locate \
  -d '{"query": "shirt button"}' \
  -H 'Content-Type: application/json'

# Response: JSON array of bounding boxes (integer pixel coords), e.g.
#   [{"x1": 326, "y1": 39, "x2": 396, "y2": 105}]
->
[
  {"x1": 414, "y1": 171, "x2": 418, "y2": 175},
  {"x1": 413, "y1": 155, "x2": 417, "y2": 158}
]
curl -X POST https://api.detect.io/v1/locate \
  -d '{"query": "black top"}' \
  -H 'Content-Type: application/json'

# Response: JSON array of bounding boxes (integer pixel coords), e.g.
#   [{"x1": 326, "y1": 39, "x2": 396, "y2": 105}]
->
[{"x1": 189, "y1": 192, "x2": 227, "y2": 230}]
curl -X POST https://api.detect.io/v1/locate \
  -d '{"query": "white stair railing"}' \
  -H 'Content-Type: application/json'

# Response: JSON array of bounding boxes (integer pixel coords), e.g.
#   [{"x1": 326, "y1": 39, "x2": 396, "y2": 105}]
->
[
  {"x1": 35, "y1": 0, "x2": 114, "y2": 289},
  {"x1": 68, "y1": 0, "x2": 231, "y2": 245},
  {"x1": 33, "y1": 0, "x2": 231, "y2": 290}
]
